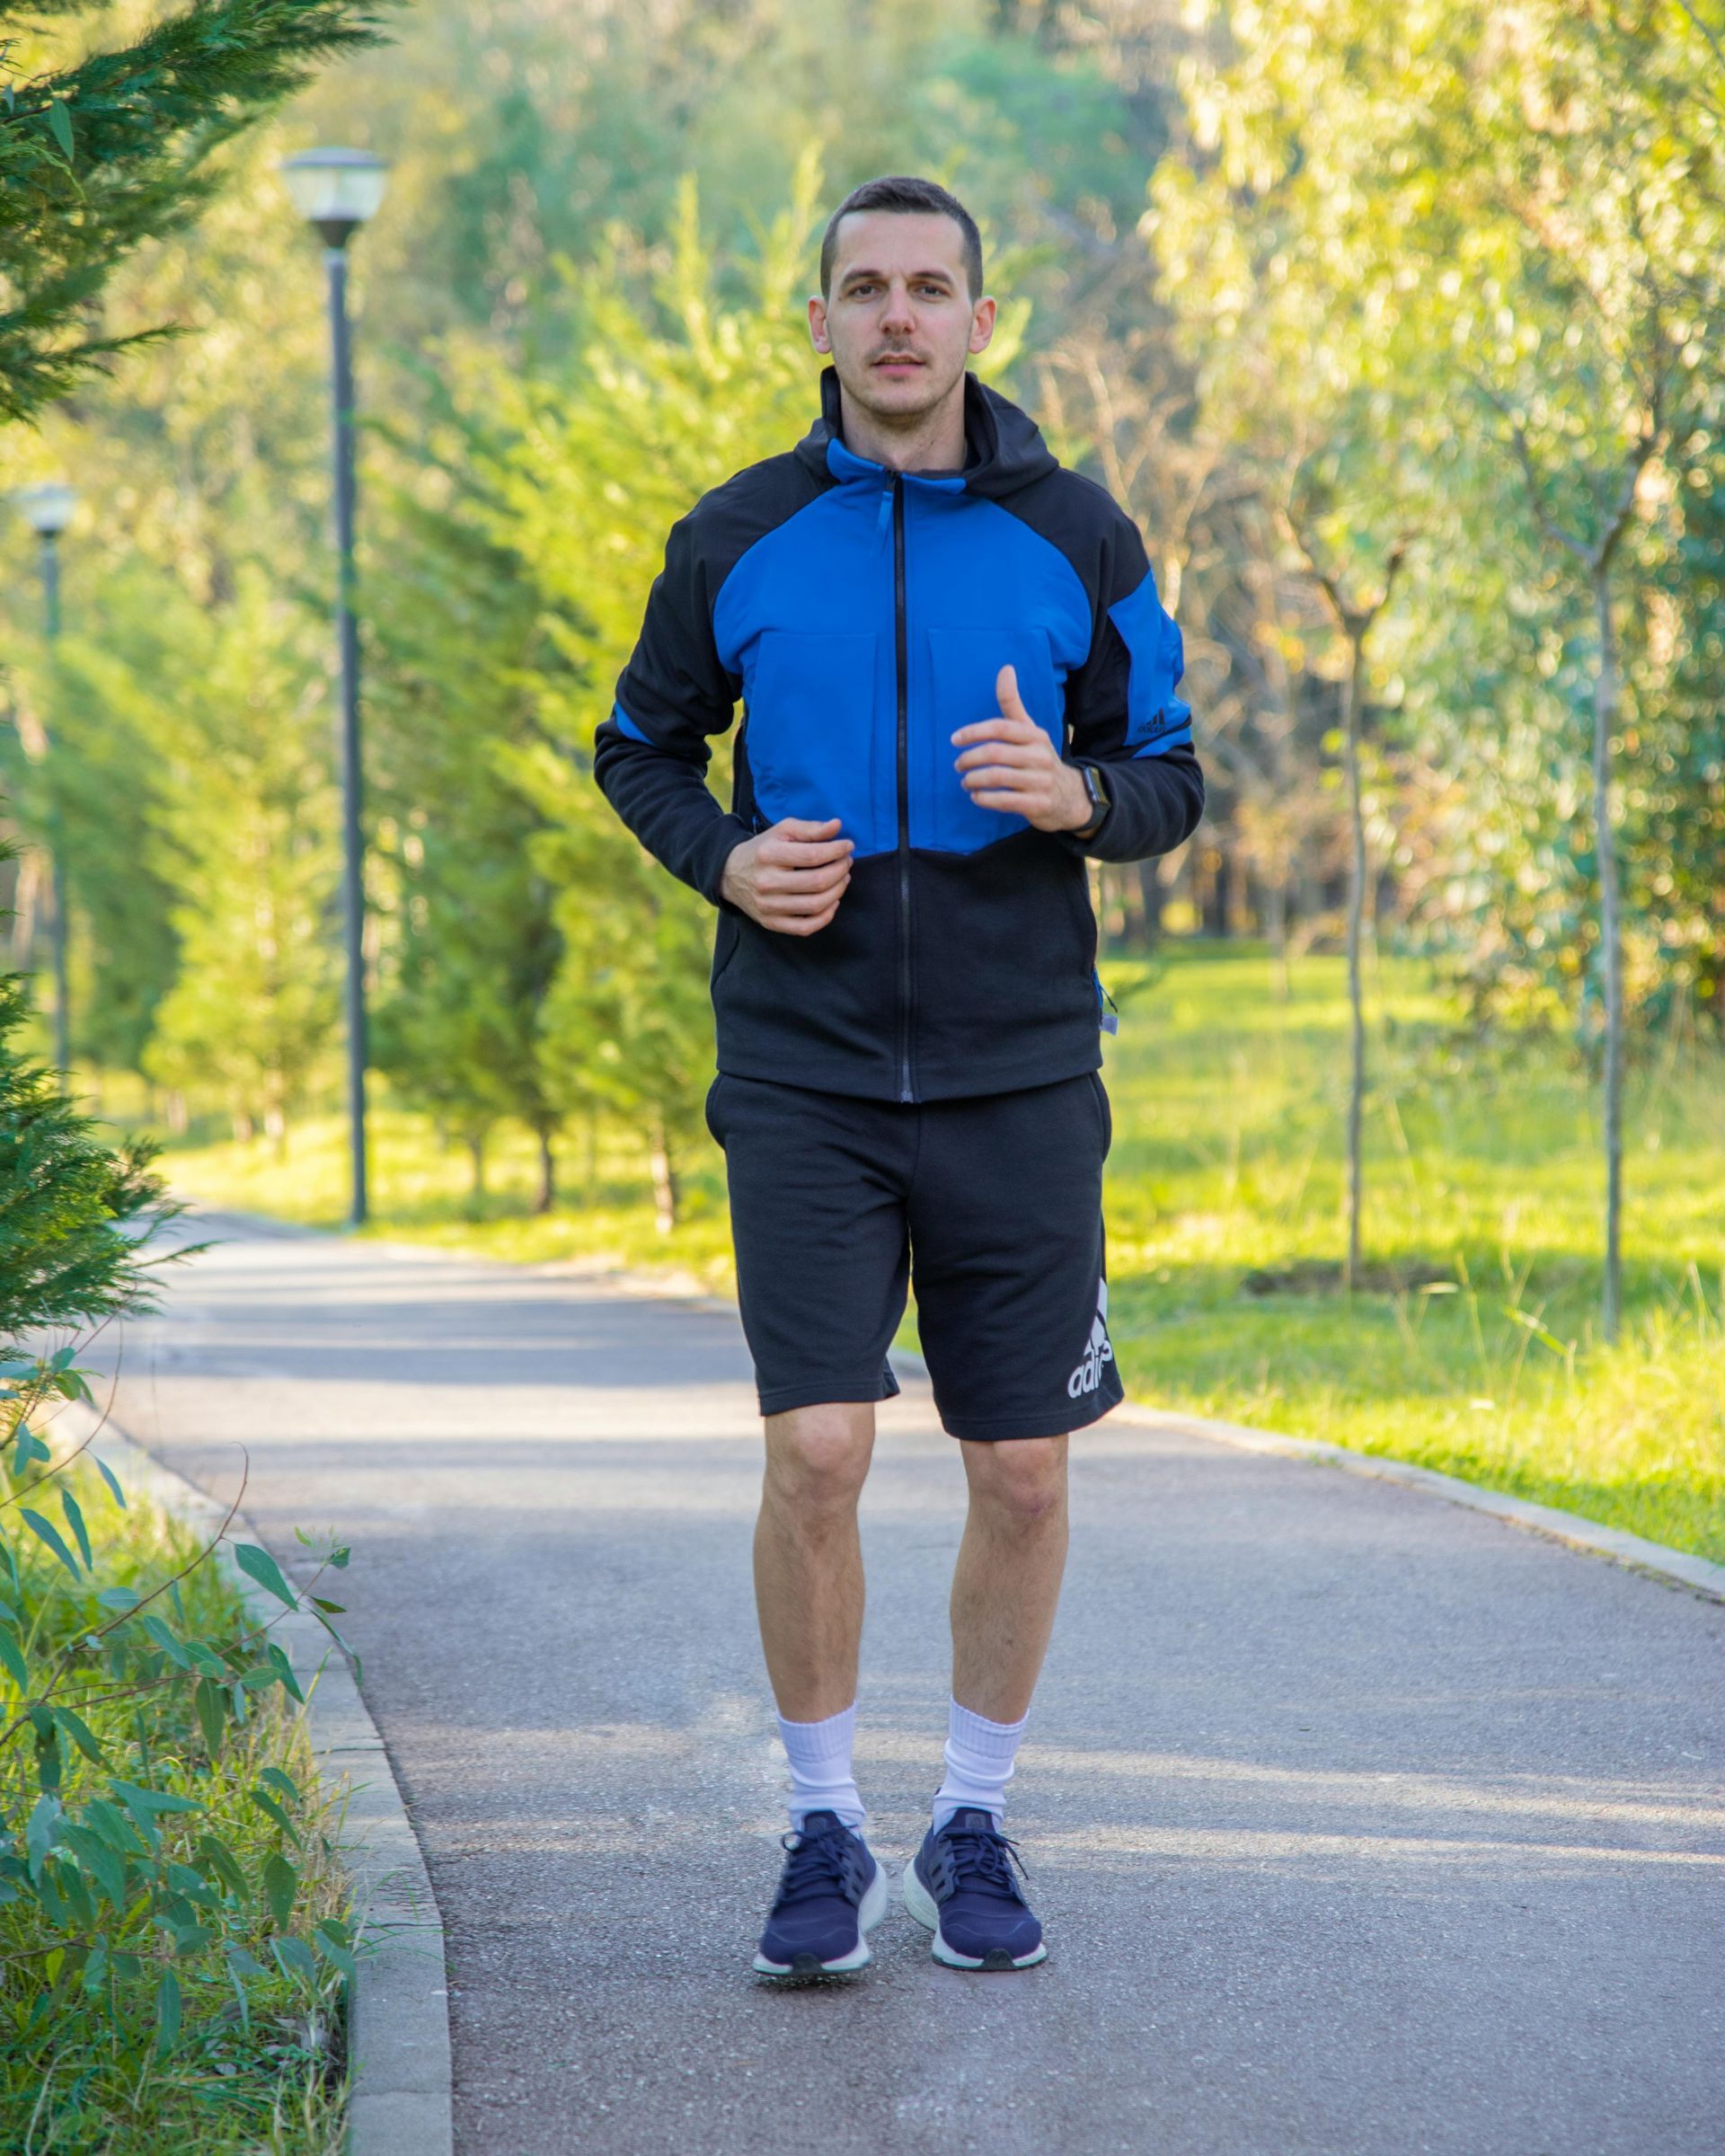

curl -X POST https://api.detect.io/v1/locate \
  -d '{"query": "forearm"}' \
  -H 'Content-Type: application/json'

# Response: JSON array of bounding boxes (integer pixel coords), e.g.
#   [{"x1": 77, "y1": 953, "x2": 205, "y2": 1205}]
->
[
  {"x1": 1064, "y1": 745, "x2": 1205, "y2": 865},
  {"x1": 593, "y1": 720, "x2": 750, "y2": 906}
]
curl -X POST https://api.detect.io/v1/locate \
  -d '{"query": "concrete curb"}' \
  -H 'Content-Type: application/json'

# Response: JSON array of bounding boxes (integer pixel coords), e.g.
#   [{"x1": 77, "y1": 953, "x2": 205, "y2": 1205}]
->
[
  {"x1": 886, "y1": 1341, "x2": 1724, "y2": 1604},
  {"x1": 59, "y1": 1396, "x2": 455, "y2": 2156}
]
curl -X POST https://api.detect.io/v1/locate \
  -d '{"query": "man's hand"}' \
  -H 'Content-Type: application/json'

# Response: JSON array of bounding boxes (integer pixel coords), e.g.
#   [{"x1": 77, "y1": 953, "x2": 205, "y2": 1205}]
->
[
  {"x1": 721, "y1": 817, "x2": 854, "y2": 935},
  {"x1": 953, "y1": 665, "x2": 1095, "y2": 833}
]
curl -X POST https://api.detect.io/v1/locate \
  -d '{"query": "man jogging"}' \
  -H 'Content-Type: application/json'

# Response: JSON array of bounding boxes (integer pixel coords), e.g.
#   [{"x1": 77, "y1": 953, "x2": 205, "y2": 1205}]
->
[{"x1": 594, "y1": 175, "x2": 1203, "y2": 1979}]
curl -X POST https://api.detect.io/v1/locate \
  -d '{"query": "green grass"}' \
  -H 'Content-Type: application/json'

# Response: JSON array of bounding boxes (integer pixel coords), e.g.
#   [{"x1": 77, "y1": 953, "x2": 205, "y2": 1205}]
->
[
  {"x1": 2, "y1": 1462, "x2": 350, "y2": 2156},
  {"x1": 136, "y1": 942, "x2": 1725, "y2": 1563}
]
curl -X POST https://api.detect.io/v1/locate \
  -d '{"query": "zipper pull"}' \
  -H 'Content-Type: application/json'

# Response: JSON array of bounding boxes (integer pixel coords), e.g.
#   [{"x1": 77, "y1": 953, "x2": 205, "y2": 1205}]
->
[{"x1": 1095, "y1": 970, "x2": 1119, "y2": 1035}]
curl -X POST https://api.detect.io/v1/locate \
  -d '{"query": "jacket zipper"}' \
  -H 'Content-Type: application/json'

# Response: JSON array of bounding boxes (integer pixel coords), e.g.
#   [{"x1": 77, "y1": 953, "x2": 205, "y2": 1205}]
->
[{"x1": 892, "y1": 473, "x2": 914, "y2": 1103}]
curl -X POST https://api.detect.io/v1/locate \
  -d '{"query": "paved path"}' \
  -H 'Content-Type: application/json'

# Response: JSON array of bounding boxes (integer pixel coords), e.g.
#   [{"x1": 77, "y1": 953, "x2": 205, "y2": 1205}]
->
[{"x1": 93, "y1": 1212, "x2": 1722, "y2": 2155}]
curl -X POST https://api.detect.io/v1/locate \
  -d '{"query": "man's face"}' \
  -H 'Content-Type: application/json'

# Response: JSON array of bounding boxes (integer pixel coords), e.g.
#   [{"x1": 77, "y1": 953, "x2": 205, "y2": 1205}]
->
[{"x1": 809, "y1": 210, "x2": 995, "y2": 421}]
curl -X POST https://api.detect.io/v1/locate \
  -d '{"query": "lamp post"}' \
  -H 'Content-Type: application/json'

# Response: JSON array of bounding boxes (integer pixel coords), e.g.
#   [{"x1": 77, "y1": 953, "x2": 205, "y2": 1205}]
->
[
  {"x1": 280, "y1": 148, "x2": 388, "y2": 1229},
  {"x1": 13, "y1": 481, "x2": 78, "y2": 1081}
]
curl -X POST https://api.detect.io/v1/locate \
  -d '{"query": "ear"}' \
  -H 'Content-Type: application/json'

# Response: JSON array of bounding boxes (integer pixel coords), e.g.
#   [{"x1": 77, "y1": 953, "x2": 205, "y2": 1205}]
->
[
  {"x1": 968, "y1": 295, "x2": 997, "y2": 357},
  {"x1": 808, "y1": 295, "x2": 833, "y2": 355}
]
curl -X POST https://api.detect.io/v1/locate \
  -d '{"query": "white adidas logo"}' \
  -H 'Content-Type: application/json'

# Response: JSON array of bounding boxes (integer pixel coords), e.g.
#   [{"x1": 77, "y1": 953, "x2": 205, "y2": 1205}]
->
[{"x1": 1066, "y1": 1276, "x2": 1114, "y2": 1398}]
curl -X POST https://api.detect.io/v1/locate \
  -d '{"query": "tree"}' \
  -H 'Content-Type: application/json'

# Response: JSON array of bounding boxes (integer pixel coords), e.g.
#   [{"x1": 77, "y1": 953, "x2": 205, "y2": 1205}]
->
[
  {"x1": 0, "y1": 0, "x2": 395, "y2": 427},
  {"x1": 135, "y1": 569, "x2": 340, "y2": 1144},
  {"x1": 1154, "y1": 0, "x2": 1725, "y2": 1336},
  {"x1": 367, "y1": 429, "x2": 571, "y2": 1212}
]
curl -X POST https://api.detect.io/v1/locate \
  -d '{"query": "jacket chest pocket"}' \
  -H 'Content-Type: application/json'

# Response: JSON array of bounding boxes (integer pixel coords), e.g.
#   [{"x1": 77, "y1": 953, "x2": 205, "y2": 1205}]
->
[
  {"x1": 743, "y1": 630, "x2": 888, "y2": 857},
  {"x1": 921, "y1": 627, "x2": 1062, "y2": 854}
]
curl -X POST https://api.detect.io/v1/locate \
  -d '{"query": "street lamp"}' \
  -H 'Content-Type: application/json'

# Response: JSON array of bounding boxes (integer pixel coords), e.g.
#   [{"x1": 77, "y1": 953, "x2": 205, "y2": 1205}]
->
[
  {"x1": 280, "y1": 147, "x2": 388, "y2": 1229},
  {"x1": 13, "y1": 481, "x2": 78, "y2": 1081}
]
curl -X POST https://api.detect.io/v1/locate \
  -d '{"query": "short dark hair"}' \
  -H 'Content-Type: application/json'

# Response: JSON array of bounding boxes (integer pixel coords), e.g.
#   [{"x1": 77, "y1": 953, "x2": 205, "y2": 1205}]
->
[{"x1": 818, "y1": 175, "x2": 984, "y2": 301}]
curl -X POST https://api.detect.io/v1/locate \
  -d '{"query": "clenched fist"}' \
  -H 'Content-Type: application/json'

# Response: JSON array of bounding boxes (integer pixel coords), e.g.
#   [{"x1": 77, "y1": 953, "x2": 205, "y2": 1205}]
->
[
  {"x1": 721, "y1": 817, "x2": 854, "y2": 935},
  {"x1": 953, "y1": 664, "x2": 1095, "y2": 833}
]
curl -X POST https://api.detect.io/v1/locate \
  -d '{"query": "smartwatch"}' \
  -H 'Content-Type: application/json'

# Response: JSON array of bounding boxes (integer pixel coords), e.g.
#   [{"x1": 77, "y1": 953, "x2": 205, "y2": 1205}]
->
[{"x1": 1074, "y1": 761, "x2": 1112, "y2": 839}]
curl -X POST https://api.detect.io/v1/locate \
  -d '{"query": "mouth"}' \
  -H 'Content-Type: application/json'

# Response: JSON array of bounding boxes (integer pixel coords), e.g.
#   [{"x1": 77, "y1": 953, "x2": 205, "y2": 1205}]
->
[{"x1": 871, "y1": 353, "x2": 925, "y2": 375}]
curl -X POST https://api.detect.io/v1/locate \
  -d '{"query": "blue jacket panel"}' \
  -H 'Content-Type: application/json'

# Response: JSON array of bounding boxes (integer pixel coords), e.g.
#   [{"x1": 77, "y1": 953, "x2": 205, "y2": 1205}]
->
[{"x1": 596, "y1": 369, "x2": 1204, "y2": 1103}]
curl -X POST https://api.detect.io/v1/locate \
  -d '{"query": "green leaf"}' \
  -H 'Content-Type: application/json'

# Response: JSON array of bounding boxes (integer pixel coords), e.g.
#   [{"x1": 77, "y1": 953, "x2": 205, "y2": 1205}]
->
[
  {"x1": 47, "y1": 99, "x2": 74, "y2": 159},
  {"x1": 313, "y1": 1608, "x2": 362, "y2": 1683},
  {"x1": 51, "y1": 1706, "x2": 103, "y2": 1763},
  {"x1": 95, "y1": 1585, "x2": 141, "y2": 1612},
  {"x1": 155, "y1": 1967, "x2": 181, "y2": 2054},
  {"x1": 111, "y1": 1779, "x2": 201, "y2": 1817},
  {"x1": 82, "y1": 1799, "x2": 142, "y2": 1855},
  {"x1": 313, "y1": 1922, "x2": 356, "y2": 1979},
  {"x1": 59, "y1": 1489, "x2": 93, "y2": 1572},
  {"x1": 20, "y1": 1508, "x2": 81, "y2": 1577},
  {"x1": 309, "y1": 1597, "x2": 347, "y2": 1613},
  {"x1": 264, "y1": 1642, "x2": 304, "y2": 1702},
  {"x1": 194, "y1": 1677, "x2": 226, "y2": 1755},
  {"x1": 259, "y1": 1766, "x2": 299, "y2": 1805},
  {"x1": 0, "y1": 1629, "x2": 28, "y2": 1690},
  {"x1": 141, "y1": 1615, "x2": 190, "y2": 1668},
  {"x1": 13, "y1": 1424, "x2": 49, "y2": 1472},
  {"x1": 194, "y1": 1833, "x2": 248, "y2": 1901},
  {"x1": 62, "y1": 1826, "x2": 126, "y2": 1908},
  {"x1": 91, "y1": 1454, "x2": 126, "y2": 1508},
  {"x1": 249, "y1": 1789, "x2": 302, "y2": 1847},
  {"x1": 234, "y1": 1542, "x2": 297, "y2": 1611},
  {"x1": 26, "y1": 1795, "x2": 62, "y2": 1879},
  {"x1": 262, "y1": 1851, "x2": 298, "y2": 1929},
  {"x1": 225, "y1": 1942, "x2": 267, "y2": 1980},
  {"x1": 272, "y1": 1933, "x2": 317, "y2": 1984}
]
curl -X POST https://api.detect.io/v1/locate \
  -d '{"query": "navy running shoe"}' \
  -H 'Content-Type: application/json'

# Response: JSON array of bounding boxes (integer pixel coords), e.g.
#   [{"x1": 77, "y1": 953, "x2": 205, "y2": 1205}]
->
[
  {"x1": 753, "y1": 1810, "x2": 890, "y2": 1979},
  {"x1": 902, "y1": 1807, "x2": 1048, "y2": 1970}
]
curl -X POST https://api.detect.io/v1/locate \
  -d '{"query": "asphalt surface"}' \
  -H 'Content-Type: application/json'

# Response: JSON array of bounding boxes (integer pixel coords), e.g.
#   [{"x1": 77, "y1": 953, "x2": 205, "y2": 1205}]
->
[{"x1": 93, "y1": 1210, "x2": 1723, "y2": 2156}]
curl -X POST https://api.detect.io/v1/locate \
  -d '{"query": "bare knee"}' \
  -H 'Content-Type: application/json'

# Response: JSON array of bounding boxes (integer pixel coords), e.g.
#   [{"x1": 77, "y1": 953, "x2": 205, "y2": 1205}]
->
[
  {"x1": 764, "y1": 1403, "x2": 873, "y2": 1524},
  {"x1": 962, "y1": 1434, "x2": 1068, "y2": 1532}
]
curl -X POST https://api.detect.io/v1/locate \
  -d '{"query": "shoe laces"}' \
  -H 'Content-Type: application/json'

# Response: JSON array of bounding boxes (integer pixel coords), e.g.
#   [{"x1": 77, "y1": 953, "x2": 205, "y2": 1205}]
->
[
  {"x1": 938, "y1": 1820, "x2": 1031, "y2": 1901},
  {"x1": 774, "y1": 1822, "x2": 862, "y2": 1908}
]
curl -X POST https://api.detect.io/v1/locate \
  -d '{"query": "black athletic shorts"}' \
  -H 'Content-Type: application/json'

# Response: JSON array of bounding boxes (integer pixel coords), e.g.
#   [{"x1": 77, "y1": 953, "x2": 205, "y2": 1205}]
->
[{"x1": 704, "y1": 1069, "x2": 1123, "y2": 1443}]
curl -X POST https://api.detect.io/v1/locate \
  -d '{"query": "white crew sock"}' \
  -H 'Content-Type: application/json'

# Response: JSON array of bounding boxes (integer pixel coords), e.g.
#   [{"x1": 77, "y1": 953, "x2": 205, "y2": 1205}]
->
[
  {"x1": 932, "y1": 1698, "x2": 1029, "y2": 1831},
  {"x1": 776, "y1": 1702, "x2": 865, "y2": 1831}
]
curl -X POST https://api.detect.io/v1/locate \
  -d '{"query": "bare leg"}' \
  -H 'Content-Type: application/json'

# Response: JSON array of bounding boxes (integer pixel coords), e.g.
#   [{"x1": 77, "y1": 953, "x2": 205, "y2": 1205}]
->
[
  {"x1": 950, "y1": 1435, "x2": 1070, "y2": 1721},
  {"x1": 754, "y1": 1401, "x2": 875, "y2": 1721}
]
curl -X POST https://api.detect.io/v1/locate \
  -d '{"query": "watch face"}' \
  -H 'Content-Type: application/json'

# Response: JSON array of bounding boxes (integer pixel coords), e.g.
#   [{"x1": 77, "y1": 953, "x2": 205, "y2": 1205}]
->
[{"x1": 1086, "y1": 766, "x2": 1110, "y2": 811}]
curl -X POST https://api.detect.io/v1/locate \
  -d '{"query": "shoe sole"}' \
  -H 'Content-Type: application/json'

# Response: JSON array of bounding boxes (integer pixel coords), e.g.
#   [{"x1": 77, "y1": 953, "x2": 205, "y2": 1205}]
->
[
  {"x1": 753, "y1": 1855, "x2": 892, "y2": 1979},
  {"x1": 901, "y1": 1859, "x2": 1048, "y2": 1970}
]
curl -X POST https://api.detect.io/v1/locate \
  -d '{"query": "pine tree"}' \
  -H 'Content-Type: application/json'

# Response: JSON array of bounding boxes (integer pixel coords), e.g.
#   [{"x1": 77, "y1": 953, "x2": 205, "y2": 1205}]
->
[{"x1": 1, "y1": 0, "x2": 397, "y2": 426}]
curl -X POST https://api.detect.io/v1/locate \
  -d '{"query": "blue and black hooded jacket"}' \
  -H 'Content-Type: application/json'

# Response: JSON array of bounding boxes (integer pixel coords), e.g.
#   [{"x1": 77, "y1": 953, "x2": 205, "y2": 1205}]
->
[{"x1": 594, "y1": 367, "x2": 1205, "y2": 1103}]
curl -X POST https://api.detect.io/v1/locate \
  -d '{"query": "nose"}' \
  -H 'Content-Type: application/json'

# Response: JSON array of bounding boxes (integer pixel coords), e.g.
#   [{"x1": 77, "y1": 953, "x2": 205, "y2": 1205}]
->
[{"x1": 880, "y1": 278, "x2": 916, "y2": 335}]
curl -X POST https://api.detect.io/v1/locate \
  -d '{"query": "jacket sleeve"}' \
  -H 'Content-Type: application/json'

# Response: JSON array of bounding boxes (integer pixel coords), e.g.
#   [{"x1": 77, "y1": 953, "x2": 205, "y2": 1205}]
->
[
  {"x1": 592, "y1": 509, "x2": 752, "y2": 908},
  {"x1": 1057, "y1": 517, "x2": 1205, "y2": 864}
]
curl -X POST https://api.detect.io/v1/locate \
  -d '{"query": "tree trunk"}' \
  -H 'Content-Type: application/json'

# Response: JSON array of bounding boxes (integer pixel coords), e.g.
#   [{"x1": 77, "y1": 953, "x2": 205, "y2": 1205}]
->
[
  {"x1": 535, "y1": 1127, "x2": 556, "y2": 1216},
  {"x1": 1137, "y1": 858, "x2": 1163, "y2": 951},
  {"x1": 1593, "y1": 566, "x2": 1624, "y2": 1342},
  {"x1": 1266, "y1": 870, "x2": 1290, "y2": 1002},
  {"x1": 649, "y1": 1111, "x2": 678, "y2": 1234},
  {"x1": 1341, "y1": 635, "x2": 1367, "y2": 1293},
  {"x1": 468, "y1": 1131, "x2": 486, "y2": 1199}
]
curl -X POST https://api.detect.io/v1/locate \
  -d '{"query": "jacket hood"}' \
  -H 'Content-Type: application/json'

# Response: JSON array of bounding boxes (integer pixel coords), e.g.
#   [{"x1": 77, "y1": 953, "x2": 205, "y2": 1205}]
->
[{"x1": 794, "y1": 365, "x2": 1059, "y2": 499}]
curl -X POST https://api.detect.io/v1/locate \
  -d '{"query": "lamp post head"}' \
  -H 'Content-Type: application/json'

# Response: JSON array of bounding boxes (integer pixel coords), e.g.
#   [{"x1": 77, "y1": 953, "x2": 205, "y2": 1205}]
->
[
  {"x1": 280, "y1": 147, "x2": 389, "y2": 251},
  {"x1": 14, "y1": 482, "x2": 77, "y2": 538}
]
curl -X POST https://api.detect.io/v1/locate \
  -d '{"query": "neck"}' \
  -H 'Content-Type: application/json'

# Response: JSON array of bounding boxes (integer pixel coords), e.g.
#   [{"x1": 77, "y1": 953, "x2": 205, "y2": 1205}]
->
[{"x1": 836, "y1": 374, "x2": 969, "y2": 474}]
